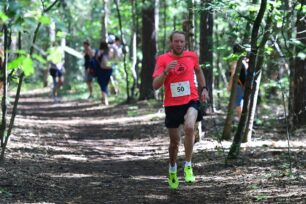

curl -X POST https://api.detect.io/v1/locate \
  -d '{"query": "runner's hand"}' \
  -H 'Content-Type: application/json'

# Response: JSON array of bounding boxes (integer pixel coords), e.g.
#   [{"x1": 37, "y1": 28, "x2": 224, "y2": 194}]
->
[
  {"x1": 164, "y1": 60, "x2": 177, "y2": 74},
  {"x1": 201, "y1": 88, "x2": 209, "y2": 102}
]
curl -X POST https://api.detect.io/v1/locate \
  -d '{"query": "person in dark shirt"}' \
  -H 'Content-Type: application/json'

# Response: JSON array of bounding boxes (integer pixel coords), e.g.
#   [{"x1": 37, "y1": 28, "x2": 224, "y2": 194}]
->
[
  {"x1": 227, "y1": 44, "x2": 249, "y2": 119},
  {"x1": 83, "y1": 40, "x2": 94, "y2": 99}
]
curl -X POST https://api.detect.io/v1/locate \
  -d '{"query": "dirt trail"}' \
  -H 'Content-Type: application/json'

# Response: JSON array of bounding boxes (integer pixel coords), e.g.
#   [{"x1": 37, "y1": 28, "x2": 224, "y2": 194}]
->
[{"x1": 0, "y1": 89, "x2": 305, "y2": 204}]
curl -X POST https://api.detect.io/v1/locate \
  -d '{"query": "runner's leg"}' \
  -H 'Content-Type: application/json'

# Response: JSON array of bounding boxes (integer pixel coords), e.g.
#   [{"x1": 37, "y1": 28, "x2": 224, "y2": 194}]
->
[
  {"x1": 183, "y1": 107, "x2": 198, "y2": 162},
  {"x1": 168, "y1": 128, "x2": 180, "y2": 166}
]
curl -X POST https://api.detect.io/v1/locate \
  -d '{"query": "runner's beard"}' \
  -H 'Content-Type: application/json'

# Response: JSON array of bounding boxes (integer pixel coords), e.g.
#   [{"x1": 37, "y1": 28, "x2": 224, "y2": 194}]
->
[{"x1": 172, "y1": 48, "x2": 183, "y2": 56}]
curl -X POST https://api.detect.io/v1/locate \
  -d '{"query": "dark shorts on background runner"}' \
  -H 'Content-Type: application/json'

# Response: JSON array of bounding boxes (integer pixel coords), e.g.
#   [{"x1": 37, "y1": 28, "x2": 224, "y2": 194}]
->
[
  {"x1": 49, "y1": 68, "x2": 63, "y2": 78},
  {"x1": 164, "y1": 100, "x2": 203, "y2": 128}
]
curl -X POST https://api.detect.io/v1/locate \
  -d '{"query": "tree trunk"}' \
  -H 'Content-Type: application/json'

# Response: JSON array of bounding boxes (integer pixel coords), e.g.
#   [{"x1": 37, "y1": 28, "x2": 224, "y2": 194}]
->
[
  {"x1": 228, "y1": 0, "x2": 267, "y2": 160},
  {"x1": 222, "y1": 58, "x2": 244, "y2": 141},
  {"x1": 162, "y1": 0, "x2": 167, "y2": 53},
  {"x1": 101, "y1": 0, "x2": 109, "y2": 41},
  {"x1": 243, "y1": 71, "x2": 261, "y2": 142},
  {"x1": 243, "y1": 5, "x2": 273, "y2": 142},
  {"x1": 173, "y1": 0, "x2": 177, "y2": 30},
  {"x1": 200, "y1": 0, "x2": 214, "y2": 108},
  {"x1": 184, "y1": 0, "x2": 195, "y2": 51},
  {"x1": 139, "y1": 1, "x2": 156, "y2": 100},
  {"x1": 130, "y1": 0, "x2": 138, "y2": 98},
  {"x1": 292, "y1": 0, "x2": 306, "y2": 127},
  {"x1": 0, "y1": 24, "x2": 8, "y2": 149},
  {"x1": 114, "y1": 0, "x2": 131, "y2": 102}
]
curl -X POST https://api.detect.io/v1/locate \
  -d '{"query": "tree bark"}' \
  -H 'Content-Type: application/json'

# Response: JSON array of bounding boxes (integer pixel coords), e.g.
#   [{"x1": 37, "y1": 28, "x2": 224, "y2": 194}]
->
[
  {"x1": 0, "y1": 24, "x2": 8, "y2": 149},
  {"x1": 292, "y1": 0, "x2": 306, "y2": 127},
  {"x1": 139, "y1": 0, "x2": 156, "y2": 100},
  {"x1": 228, "y1": 0, "x2": 267, "y2": 160},
  {"x1": 200, "y1": 0, "x2": 214, "y2": 108},
  {"x1": 114, "y1": 0, "x2": 131, "y2": 102},
  {"x1": 101, "y1": 0, "x2": 109, "y2": 42},
  {"x1": 222, "y1": 58, "x2": 244, "y2": 141},
  {"x1": 243, "y1": 6, "x2": 273, "y2": 142},
  {"x1": 130, "y1": 0, "x2": 138, "y2": 98}
]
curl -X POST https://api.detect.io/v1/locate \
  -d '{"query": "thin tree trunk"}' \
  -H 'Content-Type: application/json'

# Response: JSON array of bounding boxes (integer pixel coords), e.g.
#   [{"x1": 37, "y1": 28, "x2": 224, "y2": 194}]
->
[
  {"x1": 130, "y1": 0, "x2": 138, "y2": 98},
  {"x1": 0, "y1": 24, "x2": 8, "y2": 149},
  {"x1": 228, "y1": 0, "x2": 267, "y2": 160},
  {"x1": 173, "y1": 0, "x2": 177, "y2": 30},
  {"x1": 243, "y1": 6, "x2": 273, "y2": 142},
  {"x1": 162, "y1": 0, "x2": 167, "y2": 53},
  {"x1": 200, "y1": 0, "x2": 214, "y2": 109},
  {"x1": 243, "y1": 71, "x2": 261, "y2": 142},
  {"x1": 101, "y1": 0, "x2": 109, "y2": 41},
  {"x1": 114, "y1": 0, "x2": 131, "y2": 102},
  {"x1": 222, "y1": 58, "x2": 244, "y2": 141}
]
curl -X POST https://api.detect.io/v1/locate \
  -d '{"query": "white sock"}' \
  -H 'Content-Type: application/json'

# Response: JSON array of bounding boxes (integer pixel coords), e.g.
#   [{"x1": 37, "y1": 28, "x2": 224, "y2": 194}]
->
[
  {"x1": 184, "y1": 161, "x2": 192, "y2": 167},
  {"x1": 169, "y1": 163, "x2": 177, "y2": 173}
]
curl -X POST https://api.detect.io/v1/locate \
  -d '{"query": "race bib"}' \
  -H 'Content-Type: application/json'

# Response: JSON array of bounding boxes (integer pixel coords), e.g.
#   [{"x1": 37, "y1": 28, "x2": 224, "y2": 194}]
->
[{"x1": 170, "y1": 81, "x2": 190, "y2": 97}]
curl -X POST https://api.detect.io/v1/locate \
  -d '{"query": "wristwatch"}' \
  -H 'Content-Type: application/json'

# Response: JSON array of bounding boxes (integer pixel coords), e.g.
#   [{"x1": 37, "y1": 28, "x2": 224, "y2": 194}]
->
[
  {"x1": 163, "y1": 70, "x2": 168, "y2": 76},
  {"x1": 201, "y1": 86, "x2": 208, "y2": 92}
]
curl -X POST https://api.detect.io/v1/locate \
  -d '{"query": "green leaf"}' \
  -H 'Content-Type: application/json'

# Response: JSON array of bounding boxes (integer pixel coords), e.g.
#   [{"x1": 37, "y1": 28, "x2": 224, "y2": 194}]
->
[
  {"x1": 56, "y1": 31, "x2": 66, "y2": 38},
  {"x1": 32, "y1": 54, "x2": 47, "y2": 64},
  {"x1": 248, "y1": 5, "x2": 259, "y2": 12},
  {"x1": 264, "y1": 46, "x2": 274, "y2": 55},
  {"x1": 223, "y1": 53, "x2": 242, "y2": 62},
  {"x1": 39, "y1": 15, "x2": 51, "y2": 25},
  {"x1": 0, "y1": 11, "x2": 9, "y2": 23},
  {"x1": 7, "y1": 56, "x2": 34, "y2": 76},
  {"x1": 22, "y1": 56, "x2": 34, "y2": 76},
  {"x1": 7, "y1": 56, "x2": 25, "y2": 70}
]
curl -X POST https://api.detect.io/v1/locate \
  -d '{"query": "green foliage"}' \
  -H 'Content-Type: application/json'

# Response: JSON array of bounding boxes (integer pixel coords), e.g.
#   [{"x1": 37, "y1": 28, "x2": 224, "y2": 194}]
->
[
  {"x1": 0, "y1": 187, "x2": 12, "y2": 197},
  {"x1": 0, "y1": 11, "x2": 9, "y2": 23},
  {"x1": 7, "y1": 55, "x2": 34, "y2": 77},
  {"x1": 32, "y1": 54, "x2": 47, "y2": 64},
  {"x1": 295, "y1": 2, "x2": 306, "y2": 12},
  {"x1": 223, "y1": 53, "x2": 244, "y2": 62},
  {"x1": 127, "y1": 106, "x2": 139, "y2": 117},
  {"x1": 255, "y1": 193, "x2": 268, "y2": 201},
  {"x1": 38, "y1": 15, "x2": 51, "y2": 25}
]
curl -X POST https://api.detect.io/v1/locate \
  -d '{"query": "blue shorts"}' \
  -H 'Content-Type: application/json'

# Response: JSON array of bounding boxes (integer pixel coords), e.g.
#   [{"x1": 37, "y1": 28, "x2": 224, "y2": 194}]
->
[
  {"x1": 49, "y1": 68, "x2": 63, "y2": 78},
  {"x1": 84, "y1": 69, "x2": 94, "y2": 82},
  {"x1": 235, "y1": 84, "x2": 244, "y2": 107},
  {"x1": 97, "y1": 68, "x2": 113, "y2": 94},
  {"x1": 164, "y1": 100, "x2": 203, "y2": 128}
]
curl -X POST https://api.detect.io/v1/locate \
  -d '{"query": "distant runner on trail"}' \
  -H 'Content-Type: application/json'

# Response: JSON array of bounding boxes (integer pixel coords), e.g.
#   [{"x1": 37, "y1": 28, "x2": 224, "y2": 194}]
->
[
  {"x1": 152, "y1": 31, "x2": 209, "y2": 189},
  {"x1": 47, "y1": 42, "x2": 65, "y2": 103},
  {"x1": 227, "y1": 44, "x2": 249, "y2": 120},
  {"x1": 96, "y1": 41, "x2": 113, "y2": 106},
  {"x1": 83, "y1": 40, "x2": 94, "y2": 99}
]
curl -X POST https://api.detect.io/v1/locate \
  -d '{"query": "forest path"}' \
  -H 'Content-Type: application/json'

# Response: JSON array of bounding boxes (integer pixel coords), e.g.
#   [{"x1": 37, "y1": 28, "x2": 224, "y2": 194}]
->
[{"x1": 0, "y1": 88, "x2": 305, "y2": 204}]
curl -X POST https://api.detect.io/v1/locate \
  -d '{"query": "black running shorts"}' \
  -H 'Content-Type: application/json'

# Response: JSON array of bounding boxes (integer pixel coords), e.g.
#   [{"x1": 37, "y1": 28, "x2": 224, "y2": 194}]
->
[{"x1": 164, "y1": 100, "x2": 203, "y2": 128}]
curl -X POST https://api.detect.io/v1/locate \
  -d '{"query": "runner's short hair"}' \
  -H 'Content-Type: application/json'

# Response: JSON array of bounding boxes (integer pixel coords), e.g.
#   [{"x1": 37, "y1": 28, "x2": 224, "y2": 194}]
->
[
  {"x1": 83, "y1": 39, "x2": 90, "y2": 46},
  {"x1": 169, "y1": 31, "x2": 186, "y2": 42}
]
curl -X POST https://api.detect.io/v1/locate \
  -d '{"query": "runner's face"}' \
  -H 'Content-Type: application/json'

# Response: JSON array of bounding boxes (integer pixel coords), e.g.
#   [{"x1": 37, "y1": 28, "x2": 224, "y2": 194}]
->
[{"x1": 171, "y1": 33, "x2": 185, "y2": 56}]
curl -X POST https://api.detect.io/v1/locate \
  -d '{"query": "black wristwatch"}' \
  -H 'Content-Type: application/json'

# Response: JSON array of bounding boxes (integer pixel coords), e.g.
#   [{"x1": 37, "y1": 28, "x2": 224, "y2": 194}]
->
[{"x1": 201, "y1": 86, "x2": 208, "y2": 92}]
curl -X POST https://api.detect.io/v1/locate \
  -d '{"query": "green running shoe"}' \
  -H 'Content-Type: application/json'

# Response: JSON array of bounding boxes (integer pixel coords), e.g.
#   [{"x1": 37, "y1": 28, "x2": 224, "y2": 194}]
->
[
  {"x1": 168, "y1": 172, "x2": 179, "y2": 189},
  {"x1": 184, "y1": 166, "x2": 195, "y2": 183}
]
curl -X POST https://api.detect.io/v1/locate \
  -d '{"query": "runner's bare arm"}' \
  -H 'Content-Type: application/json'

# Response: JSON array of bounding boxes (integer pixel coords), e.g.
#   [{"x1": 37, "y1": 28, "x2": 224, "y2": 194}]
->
[
  {"x1": 195, "y1": 68, "x2": 209, "y2": 101},
  {"x1": 152, "y1": 60, "x2": 177, "y2": 90}
]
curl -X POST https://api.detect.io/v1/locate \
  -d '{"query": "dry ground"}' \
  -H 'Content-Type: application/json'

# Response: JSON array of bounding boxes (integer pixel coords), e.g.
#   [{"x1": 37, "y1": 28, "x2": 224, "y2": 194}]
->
[{"x1": 0, "y1": 88, "x2": 305, "y2": 204}]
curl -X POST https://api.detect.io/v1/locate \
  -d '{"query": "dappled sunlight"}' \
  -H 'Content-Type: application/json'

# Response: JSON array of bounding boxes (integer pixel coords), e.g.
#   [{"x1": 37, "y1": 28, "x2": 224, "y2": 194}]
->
[
  {"x1": 52, "y1": 154, "x2": 88, "y2": 161},
  {"x1": 2, "y1": 88, "x2": 305, "y2": 204}
]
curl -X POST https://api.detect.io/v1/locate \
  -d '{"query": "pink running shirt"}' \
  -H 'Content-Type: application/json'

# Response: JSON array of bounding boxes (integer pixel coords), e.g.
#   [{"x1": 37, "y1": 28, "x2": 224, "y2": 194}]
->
[{"x1": 153, "y1": 51, "x2": 200, "y2": 107}]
